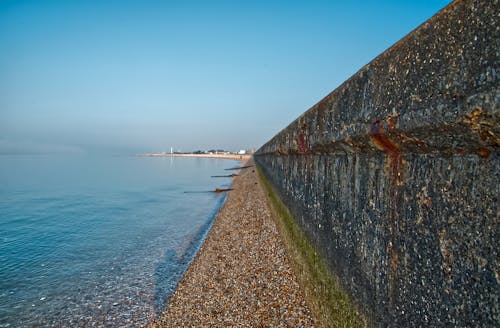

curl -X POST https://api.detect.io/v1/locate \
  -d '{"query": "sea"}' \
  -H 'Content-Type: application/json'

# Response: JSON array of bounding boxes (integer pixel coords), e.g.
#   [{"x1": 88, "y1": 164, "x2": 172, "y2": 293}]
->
[{"x1": 0, "y1": 154, "x2": 240, "y2": 327}]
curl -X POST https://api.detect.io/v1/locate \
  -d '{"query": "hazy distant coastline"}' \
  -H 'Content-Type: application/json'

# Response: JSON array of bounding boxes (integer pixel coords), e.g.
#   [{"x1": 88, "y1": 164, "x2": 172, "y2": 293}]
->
[{"x1": 137, "y1": 153, "x2": 252, "y2": 161}]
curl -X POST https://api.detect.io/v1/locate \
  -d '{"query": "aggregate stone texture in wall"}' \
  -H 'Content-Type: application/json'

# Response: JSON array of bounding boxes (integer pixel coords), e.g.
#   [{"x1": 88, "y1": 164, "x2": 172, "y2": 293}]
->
[{"x1": 255, "y1": 0, "x2": 499, "y2": 326}]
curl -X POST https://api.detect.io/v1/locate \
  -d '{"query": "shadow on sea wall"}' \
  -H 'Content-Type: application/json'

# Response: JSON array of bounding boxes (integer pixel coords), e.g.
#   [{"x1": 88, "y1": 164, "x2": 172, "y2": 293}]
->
[{"x1": 255, "y1": 0, "x2": 499, "y2": 326}]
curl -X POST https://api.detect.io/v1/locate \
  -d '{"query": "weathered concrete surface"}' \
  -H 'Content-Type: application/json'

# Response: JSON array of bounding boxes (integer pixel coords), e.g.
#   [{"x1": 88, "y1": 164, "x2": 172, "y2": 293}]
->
[{"x1": 255, "y1": 0, "x2": 499, "y2": 326}]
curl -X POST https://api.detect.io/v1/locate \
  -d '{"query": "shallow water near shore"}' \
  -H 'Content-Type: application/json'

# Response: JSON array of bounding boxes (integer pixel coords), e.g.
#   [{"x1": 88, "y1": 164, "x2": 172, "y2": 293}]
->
[{"x1": 0, "y1": 154, "x2": 239, "y2": 327}]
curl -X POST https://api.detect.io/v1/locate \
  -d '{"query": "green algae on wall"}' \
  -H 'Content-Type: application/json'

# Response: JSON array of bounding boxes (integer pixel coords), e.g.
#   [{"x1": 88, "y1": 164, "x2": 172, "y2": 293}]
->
[{"x1": 257, "y1": 166, "x2": 365, "y2": 328}]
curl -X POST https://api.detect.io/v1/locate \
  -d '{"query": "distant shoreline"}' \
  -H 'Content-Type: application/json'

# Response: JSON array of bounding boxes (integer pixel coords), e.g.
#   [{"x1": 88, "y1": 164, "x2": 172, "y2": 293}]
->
[{"x1": 137, "y1": 153, "x2": 252, "y2": 161}]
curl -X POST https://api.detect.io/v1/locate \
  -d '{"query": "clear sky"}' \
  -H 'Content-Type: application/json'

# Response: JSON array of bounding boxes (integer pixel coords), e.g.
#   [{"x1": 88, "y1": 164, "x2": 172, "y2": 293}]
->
[{"x1": 0, "y1": 0, "x2": 450, "y2": 154}]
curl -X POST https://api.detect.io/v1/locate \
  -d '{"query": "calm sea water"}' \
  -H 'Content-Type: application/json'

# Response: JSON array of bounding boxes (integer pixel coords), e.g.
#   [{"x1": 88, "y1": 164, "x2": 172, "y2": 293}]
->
[{"x1": 0, "y1": 155, "x2": 240, "y2": 327}]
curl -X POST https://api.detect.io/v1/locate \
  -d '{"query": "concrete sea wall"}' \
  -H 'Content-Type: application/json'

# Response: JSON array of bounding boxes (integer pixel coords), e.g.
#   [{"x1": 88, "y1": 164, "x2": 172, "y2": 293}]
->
[{"x1": 255, "y1": 0, "x2": 499, "y2": 326}]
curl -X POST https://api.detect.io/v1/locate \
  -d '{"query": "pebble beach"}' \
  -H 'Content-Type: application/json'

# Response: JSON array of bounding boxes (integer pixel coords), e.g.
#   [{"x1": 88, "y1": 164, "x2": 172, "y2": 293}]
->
[{"x1": 160, "y1": 159, "x2": 316, "y2": 327}]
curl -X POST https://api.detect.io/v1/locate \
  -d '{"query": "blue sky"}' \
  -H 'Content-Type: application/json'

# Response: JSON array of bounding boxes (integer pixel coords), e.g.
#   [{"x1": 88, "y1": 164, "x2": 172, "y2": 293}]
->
[{"x1": 0, "y1": 0, "x2": 450, "y2": 154}]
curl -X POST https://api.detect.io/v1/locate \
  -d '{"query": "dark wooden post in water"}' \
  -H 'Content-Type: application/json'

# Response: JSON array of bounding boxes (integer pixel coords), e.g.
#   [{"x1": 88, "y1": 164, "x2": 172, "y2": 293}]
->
[{"x1": 255, "y1": 0, "x2": 499, "y2": 326}]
